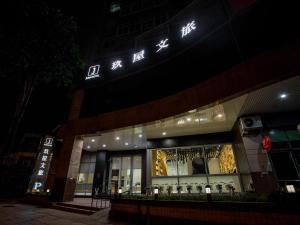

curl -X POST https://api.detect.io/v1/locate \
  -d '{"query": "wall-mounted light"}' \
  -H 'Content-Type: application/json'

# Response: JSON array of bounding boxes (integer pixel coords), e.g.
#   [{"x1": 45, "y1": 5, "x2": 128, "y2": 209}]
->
[{"x1": 154, "y1": 187, "x2": 159, "y2": 200}]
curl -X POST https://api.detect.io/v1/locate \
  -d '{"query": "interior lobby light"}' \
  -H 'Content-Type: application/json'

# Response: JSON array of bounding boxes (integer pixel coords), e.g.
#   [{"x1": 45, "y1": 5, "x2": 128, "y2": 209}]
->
[
  {"x1": 217, "y1": 114, "x2": 223, "y2": 118},
  {"x1": 186, "y1": 117, "x2": 192, "y2": 122},
  {"x1": 102, "y1": 144, "x2": 107, "y2": 148},
  {"x1": 162, "y1": 132, "x2": 167, "y2": 136},
  {"x1": 87, "y1": 146, "x2": 91, "y2": 149},
  {"x1": 116, "y1": 136, "x2": 120, "y2": 140},
  {"x1": 91, "y1": 139, "x2": 95, "y2": 142},
  {"x1": 279, "y1": 93, "x2": 288, "y2": 99},
  {"x1": 195, "y1": 118, "x2": 200, "y2": 122},
  {"x1": 125, "y1": 142, "x2": 129, "y2": 146},
  {"x1": 177, "y1": 119, "x2": 185, "y2": 125},
  {"x1": 188, "y1": 109, "x2": 196, "y2": 113},
  {"x1": 138, "y1": 134, "x2": 143, "y2": 138}
]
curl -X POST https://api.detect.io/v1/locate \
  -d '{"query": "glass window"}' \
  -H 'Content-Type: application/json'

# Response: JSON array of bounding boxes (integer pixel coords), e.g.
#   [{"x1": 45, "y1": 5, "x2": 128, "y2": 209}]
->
[
  {"x1": 270, "y1": 152, "x2": 299, "y2": 180},
  {"x1": 179, "y1": 176, "x2": 208, "y2": 194},
  {"x1": 152, "y1": 149, "x2": 177, "y2": 176},
  {"x1": 75, "y1": 151, "x2": 96, "y2": 196},
  {"x1": 208, "y1": 175, "x2": 241, "y2": 193},
  {"x1": 151, "y1": 144, "x2": 241, "y2": 193},
  {"x1": 109, "y1": 155, "x2": 142, "y2": 194},
  {"x1": 206, "y1": 144, "x2": 237, "y2": 174},
  {"x1": 152, "y1": 177, "x2": 178, "y2": 194},
  {"x1": 177, "y1": 147, "x2": 205, "y2": 176},
  {"x1": 121, "y1": 157, "x2": 131, "y2": 192},
  {"x1": 132, "y1": 156, "x2": 142, "y2": 193}
]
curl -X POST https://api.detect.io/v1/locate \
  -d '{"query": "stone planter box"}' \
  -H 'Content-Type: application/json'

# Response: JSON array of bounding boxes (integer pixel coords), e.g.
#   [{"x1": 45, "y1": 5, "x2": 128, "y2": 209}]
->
[
  {"x1": 110, "y1": 199, "x2": 300, "y2": 225},
  {"x1": 23, "y1": 194, "x2": 51, "y2": 207}
]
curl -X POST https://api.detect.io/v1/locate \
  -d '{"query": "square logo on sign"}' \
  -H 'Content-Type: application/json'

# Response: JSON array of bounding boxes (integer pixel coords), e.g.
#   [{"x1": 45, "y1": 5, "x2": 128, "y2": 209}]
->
[
  {"x1": 86, "y1": 65, "x2": 100, "y2": 80},
  {"x1": 44, "y1": 138, "x2": 53, "y2": 147}
]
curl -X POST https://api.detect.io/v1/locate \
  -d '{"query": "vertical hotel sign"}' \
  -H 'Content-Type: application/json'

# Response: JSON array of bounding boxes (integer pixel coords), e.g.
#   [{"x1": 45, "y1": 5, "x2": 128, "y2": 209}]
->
[{"x1": 29, "y1": 136, "x2": 54, "y2": 193}]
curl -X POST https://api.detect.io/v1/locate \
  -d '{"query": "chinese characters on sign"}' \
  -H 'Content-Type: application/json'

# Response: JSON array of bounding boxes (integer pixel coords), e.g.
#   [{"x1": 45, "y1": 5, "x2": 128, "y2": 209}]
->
[
  {"x1": 181, "y1": 20, "x2": 196, "y2": 38},
  {"x1": 132, "y1": 50, "x2": 145, "y2": 63},
  {"x1": 85, "y1": 18, "x2": 198, "y2": 79},
  {"x1": 111, "y1": 60, "x2": 123, "y2": 70},
  {"x1": 29, "y1": 136, "x2": 54, "y2": 193},
  {"x1": 156, "y1": 39, "x2": 169, "y2": 53}
]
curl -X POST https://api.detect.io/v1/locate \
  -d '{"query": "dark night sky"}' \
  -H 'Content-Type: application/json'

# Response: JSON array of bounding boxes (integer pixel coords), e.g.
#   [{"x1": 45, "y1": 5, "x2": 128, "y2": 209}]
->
[{"x1": 44, "y1": 0, "x2": 105, "y2": 56}]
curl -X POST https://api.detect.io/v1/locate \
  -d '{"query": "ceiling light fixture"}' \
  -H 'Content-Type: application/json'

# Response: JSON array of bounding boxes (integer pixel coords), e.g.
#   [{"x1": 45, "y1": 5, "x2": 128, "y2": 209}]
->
[
  {"x1": 91, "y1": 139, "x2": 95, "y2": 142},
  {"x1": 102, "y1": 144, "x2": 107, "y2": 148},
  {"x1": 177, "y1": 119, "x2": 185, "y2": 125},
  {"x1": 125, "y1": 142, "x2": 129, "y2": 146},
  {"x1": 162, "y1": 132, "x2": 166, "y2": 136},
  {"x1": 87, "y1": 146, "x2": 91, "y2": 149},
  {"x1": 217, "y1": 114, "x2": 223, "y2": 118},
  {"x1": 188, "y1": 109, "x2": 196, "y2": 113},
  {"x1": 138, "y1": 134, "x2": 143, "y2": 138},
  {"x1": 194, "y1": 118, "x2": 199, "y2": 122},
  {"x1": 116, "y1": 136, "x2": 120, "y2": 140},
  {"x1": 279, "y1": 93, "x2": 288, "y2": 99},
  {"x1": 186, "y1": 117, "x2": 192, "y2": 122}
]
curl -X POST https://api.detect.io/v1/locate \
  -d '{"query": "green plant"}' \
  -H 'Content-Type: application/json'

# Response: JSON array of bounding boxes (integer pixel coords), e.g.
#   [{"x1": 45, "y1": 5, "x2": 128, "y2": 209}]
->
[
  {"x1": 187, "y1": 185, "x2": 193, "y2": 194},
  {"x1": 167, "y1": 186, "x2": 173, "y2": 196},
  {"x1": 176, "y1": 185, "x2": 182, "y2": 194},
  {"x1": 196, "y1": 185, "x2": 203, "y2": 194}
]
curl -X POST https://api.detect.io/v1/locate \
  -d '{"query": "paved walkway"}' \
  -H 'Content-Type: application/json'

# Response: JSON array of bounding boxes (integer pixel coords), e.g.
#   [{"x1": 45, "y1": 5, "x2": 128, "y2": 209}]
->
[
  {"x1": 65, "y1": 197, "x2": 110, "y2": 209},
  {"x1": 0, "y1": 202, "x2": 131, "y2": 225}
]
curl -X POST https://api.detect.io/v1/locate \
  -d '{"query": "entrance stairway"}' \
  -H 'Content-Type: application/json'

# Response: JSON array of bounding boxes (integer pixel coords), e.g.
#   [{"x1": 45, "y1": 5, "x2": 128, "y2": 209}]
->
[{"x1": 51, "y1": 202, "x2": 101, "y2": 215}]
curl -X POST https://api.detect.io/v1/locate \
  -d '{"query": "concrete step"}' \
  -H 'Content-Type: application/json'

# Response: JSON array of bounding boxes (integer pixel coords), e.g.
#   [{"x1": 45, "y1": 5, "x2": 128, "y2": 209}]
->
[
  {"x1": 51, "y1": 204, "x2": 97, "y2": 215},
  {"x1": 56, "y1": 202, "x2": 101, "y2": 211}
]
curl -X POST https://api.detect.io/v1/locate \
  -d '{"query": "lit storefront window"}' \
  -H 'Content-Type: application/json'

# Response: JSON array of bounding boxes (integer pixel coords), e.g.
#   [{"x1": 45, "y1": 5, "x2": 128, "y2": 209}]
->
[
  {"x1": 74, "y1": 151, "x2": 96, "y2": 196},
  {"x1": 109, "y1": 155, "x2": 142, "y2": 194},
  {"x1": 151, "y1": 144, "x2": 241, "y2": 194}
]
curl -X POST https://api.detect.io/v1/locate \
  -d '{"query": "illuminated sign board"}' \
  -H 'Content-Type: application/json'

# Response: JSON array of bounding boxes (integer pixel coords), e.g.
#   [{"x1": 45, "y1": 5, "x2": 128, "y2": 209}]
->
[
  {"x1": 181, "y1": 20, "x2": 196, "y2": 38},
  {"x1": 84, "y1": 19, "x2": 198, "y2": 80},
  {"x1": 156, "y1": 39, "x2": 169, "y2": 53},
  {"x1": 111, "y1": 60, "x2": 123, "y2": 70},
  {"x1": 28, "y1": 136, "x2": 54, "y2": 193},
  {"x1": 132, "y1": 49, "x2": 145, "y2": 63},
  {"x1": 85, "y1": 65, "x2": 100, "y2": 80}
]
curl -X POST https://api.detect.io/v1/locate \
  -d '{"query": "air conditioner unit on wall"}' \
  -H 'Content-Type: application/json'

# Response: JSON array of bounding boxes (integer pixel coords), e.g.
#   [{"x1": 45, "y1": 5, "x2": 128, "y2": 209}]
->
[{"x1": 239, "y1": 116, "x2": 263, "y2": 137}]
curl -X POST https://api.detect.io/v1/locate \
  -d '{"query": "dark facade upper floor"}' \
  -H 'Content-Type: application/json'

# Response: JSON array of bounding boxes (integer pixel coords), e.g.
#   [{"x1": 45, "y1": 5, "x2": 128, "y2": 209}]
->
[{"x1": 78, "y1": 0, "x2": 300, "y2": 119}]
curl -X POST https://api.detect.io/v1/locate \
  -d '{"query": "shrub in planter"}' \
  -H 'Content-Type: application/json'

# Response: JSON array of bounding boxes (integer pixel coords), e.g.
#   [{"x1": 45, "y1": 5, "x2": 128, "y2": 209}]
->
[
  {"x1": 177, "y1": 186, "x2": 182, "y2": 194},
  {"x1": 196, "y1": 185, "x2": 203, "y2": 194},
  {"x1": 167, "y1": 186, "x2": 173, "y2": 196},
  {"x1": 226, "y1": 184, "x2": 235, "y2": 196},
  {"x1": 216, "y1": 184, "x2": 223, "y2": 194},
  {"x1": 187, "y1": 185, "x2": 193, "y2": 194},
  {"x1": 159, "y1": 186, "x2": 164, "y2": 194}
]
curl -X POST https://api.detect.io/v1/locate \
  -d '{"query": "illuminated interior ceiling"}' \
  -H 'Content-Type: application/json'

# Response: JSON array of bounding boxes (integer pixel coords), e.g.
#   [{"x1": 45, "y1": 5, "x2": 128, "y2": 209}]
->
[
  {"x1": 82, "y1": 95, "x2": 247, "y2": 151},
  {"x1": 82, "y1": 75, "x2": 300, "y2": 151}
]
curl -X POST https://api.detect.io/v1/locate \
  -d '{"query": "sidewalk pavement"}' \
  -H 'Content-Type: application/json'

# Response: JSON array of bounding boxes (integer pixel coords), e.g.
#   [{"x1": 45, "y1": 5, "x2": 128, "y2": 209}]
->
[{"x1": 0, "y1": 202, "x2": 132, "y2": 225}]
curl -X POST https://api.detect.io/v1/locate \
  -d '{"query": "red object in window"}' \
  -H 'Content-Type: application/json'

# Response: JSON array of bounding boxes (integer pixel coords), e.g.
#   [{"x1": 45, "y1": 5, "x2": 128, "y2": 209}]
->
[{"x1": 262, "y1": 135, "x2": 272, "y2": 152}]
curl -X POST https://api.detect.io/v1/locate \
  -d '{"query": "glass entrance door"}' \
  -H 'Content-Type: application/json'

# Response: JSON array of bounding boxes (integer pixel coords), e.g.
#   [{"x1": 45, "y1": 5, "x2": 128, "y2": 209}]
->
[{"x1": 109, "y1": 155, "x2": 142, "y2": 194}]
